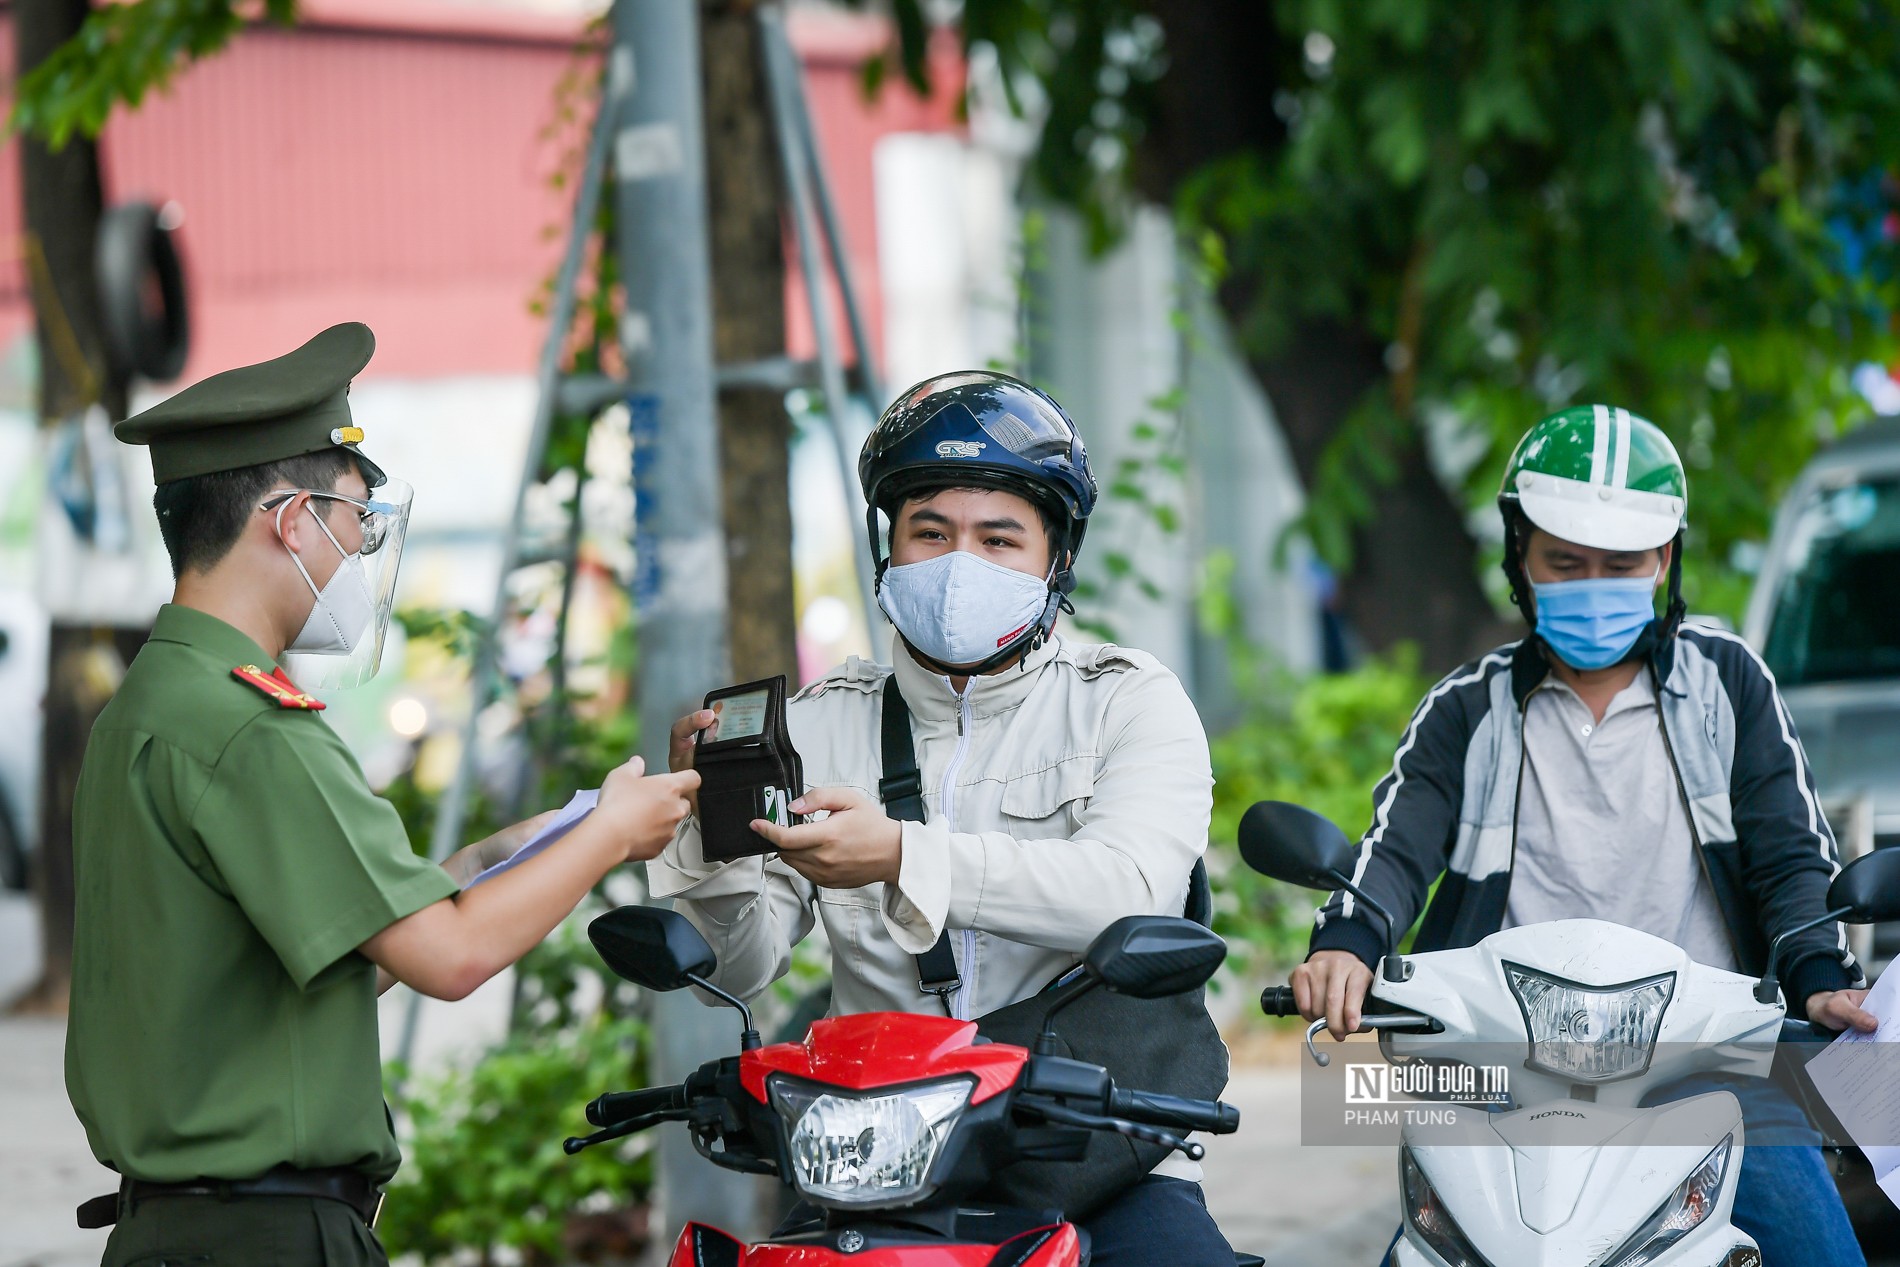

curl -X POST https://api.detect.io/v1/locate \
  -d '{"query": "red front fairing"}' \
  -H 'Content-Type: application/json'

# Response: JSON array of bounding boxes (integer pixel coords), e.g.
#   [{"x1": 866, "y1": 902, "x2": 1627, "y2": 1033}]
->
[
  {"x1": 667, "y1": 1222, "x2": 1083, "y2": 1266},
  {"x1": 739, "y1": 1013, "x2": 1029, "y2": 1106}
]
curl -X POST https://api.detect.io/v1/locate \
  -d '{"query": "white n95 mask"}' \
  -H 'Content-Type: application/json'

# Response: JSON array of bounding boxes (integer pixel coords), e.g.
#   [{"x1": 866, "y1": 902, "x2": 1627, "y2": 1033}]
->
[
  {"x1": 289, "y1": 551, "x2": 376, "y2": 654},
  {"x1": 280, "y1": 499, "x2": 377, "y2": 655},
  {"x1": 878, "y1": 550, "x2": 1053, "y2": 669}
]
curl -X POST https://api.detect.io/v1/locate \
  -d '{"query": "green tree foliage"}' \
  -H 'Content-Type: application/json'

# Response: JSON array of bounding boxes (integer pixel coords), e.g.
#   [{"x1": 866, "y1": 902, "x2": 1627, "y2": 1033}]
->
[
  {"x1": 868, "y1": 0, "x2": 1900, "y2": 652},
  {"x1": 11, "y1": 0, "x2": 296, "y2": 147},
  {"x1": 1196, "y1": 553, "x2": 1427, "y2": 963},
  {"x1": 382, "y1": 1011, "x2": 654, "y2": 1264}
]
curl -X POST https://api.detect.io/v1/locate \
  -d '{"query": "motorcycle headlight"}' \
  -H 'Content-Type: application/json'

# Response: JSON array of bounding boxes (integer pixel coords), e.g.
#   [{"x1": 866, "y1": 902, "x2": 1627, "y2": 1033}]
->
[
  {"x1": 1600, "y1": 1136, "x2": 1733, "y2": 1267},
  {"x1": 768, "y1": 1075, "x2": 974, "y2": 1208},
  {"x1": 1401, "y1": 1148, "x2": 1493, "y2": 1267},
  {"x1": 1503, "y1": 963, "x2": 1675, "y2": 1083}
]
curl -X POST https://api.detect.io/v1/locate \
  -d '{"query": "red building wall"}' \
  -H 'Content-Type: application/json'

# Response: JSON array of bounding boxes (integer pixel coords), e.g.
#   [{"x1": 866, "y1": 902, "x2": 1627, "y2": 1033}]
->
[{"x1": 0, "y1": 0, "x2": 959, "y2": 388}]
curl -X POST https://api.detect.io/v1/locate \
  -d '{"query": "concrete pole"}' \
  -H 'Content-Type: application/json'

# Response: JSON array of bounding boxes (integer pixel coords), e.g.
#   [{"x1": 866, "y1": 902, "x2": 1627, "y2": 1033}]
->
[{"x1": 607, "y1": 0, "x2": 762, "y2": 1246}]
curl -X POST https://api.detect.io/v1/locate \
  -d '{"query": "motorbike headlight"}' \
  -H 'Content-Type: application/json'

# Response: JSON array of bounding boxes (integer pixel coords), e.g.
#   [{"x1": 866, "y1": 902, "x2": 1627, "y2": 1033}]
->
[
  {"x1": 768, "y1": 1075, "x2": 974, "y2": 1208},
  {"x1": 1503, "y1": 962, "x2": 1674, "y2": 1083},
  {"x1": 1401, "y1": 1148, "x2": 1493, "y2": 1267},
  {"x1": 1600, "y1": 1136, "x2": 1733, "y2": 1267}
]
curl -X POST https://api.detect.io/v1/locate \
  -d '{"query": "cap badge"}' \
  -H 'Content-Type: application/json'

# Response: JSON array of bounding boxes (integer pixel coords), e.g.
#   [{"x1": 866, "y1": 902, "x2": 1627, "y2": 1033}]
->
[{"x1": 331, "y1": 426, "x2": 365, "y2": 446}]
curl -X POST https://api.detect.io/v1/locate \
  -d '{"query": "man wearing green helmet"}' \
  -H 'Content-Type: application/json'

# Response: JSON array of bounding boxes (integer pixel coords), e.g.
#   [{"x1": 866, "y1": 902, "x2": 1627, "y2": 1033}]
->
[{"x1": 1294, "y1": 405, "x2": 1875, "y2": 1264}]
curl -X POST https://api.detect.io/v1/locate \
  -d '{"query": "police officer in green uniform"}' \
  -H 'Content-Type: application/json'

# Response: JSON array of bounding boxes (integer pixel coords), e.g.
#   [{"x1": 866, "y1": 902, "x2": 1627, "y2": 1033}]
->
[{"x1": 66, "y1": 323, "x2": 700, "y2": 1266}]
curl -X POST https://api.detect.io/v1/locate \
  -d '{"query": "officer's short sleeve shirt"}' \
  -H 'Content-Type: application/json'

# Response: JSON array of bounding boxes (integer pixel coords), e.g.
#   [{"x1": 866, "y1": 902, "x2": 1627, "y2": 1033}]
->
[{"x1": 65, "y1": 605, "x2": 458, "y2": 1183}]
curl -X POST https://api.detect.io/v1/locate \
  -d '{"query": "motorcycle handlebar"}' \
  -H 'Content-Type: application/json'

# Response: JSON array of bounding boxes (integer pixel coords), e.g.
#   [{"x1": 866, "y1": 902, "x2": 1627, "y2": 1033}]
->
[
  {"x1": 1108, "y1": 1089, "x2": 1239, "y2": 1135},
  {"x1": 1260, "y1": 983, "x2": 1436, "y2": 1031},
  {"x1": 586, "y1": 1085, "x2": 688, "y2": 1128},
  {"x1": 1260, "y1": 985, "x2": 1300, "y2": 1017}
]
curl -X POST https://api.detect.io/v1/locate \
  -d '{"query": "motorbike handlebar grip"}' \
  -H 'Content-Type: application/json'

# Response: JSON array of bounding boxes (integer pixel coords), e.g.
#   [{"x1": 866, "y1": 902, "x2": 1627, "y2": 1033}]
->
[
  {"x1": 1109, "y1": 1089, "x2": 1240, "y2": 1135},
  {"x1": 586, "y1": 1085, "x2": 687, "y2": 1128},
  {"x1": 1260, "y1": 985, "x2": 1301, "y2": 1017}
]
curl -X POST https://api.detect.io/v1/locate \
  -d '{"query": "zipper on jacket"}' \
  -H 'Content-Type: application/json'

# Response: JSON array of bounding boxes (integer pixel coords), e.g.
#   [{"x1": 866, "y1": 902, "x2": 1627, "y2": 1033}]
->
[
  {"x1": 938, "y1": 682, "x2": 977, "y2": 1019},
  {"x1": 1649, "y1": 665, "x2": 1746, "y2": 971}
]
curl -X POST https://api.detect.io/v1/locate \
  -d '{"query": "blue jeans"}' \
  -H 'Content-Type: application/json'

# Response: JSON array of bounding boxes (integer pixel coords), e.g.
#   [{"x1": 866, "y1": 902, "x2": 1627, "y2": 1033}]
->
[
  {"x1": 1644, "y1": 1073, "x2": 1865, "y2": 1267},
  {"x1": 1082, "y1": 1175, "x2": 1234, "y2": 1267}
]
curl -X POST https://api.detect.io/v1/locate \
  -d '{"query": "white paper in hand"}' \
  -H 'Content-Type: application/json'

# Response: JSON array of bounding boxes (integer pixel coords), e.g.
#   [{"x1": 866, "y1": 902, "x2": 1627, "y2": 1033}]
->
[
  {"x1": 1805, "y1": 966, "x2": 1900, "y2": 1208},
  {"x1": 466, "y1": 788, "x2": 600, "y2": 889}
]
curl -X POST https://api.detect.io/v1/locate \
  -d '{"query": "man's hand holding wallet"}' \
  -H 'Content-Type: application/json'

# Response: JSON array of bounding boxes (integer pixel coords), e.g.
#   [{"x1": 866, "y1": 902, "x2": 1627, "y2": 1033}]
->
[{"x1": 667, "y1": 675, "x2": 903, "y2": 888}]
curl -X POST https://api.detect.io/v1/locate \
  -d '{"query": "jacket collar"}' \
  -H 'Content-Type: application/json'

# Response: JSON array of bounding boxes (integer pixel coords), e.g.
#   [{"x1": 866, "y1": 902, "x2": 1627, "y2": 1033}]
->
[
  {"x1": 887, "y1": 628, "x2": 1062, "y2": 725},
  {"x1": 150, "y1": 603, "x2": 278, "y2": 670},
  {"x1": 1509, "y1": 625, "x2": 1681, "y2": 708}
]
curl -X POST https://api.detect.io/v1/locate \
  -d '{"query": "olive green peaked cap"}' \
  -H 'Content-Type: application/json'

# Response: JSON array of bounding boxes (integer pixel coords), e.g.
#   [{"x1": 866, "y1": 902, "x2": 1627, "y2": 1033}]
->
[{"x1": 116, "y1": 322, "x2": 385, "y2": 486}]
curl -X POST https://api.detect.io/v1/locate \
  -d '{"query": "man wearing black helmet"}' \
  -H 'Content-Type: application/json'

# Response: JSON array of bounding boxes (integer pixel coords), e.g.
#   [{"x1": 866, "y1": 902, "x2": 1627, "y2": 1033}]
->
[{"x1": 649, "y1": 372, "x2": 1232, "y2": 1262}]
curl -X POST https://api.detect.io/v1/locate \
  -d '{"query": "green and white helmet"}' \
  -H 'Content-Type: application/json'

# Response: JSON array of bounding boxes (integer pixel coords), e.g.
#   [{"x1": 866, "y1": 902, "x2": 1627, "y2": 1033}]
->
[{"x1": 1499, "y1": 404, "x2": 1687, "y2": 551}]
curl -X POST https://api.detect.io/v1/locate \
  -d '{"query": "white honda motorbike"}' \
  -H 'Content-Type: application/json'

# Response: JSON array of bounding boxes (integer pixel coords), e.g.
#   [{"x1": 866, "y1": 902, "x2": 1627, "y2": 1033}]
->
[{"x1": 1242, "y1": 800, "x2": 1899, "y2": 1267}]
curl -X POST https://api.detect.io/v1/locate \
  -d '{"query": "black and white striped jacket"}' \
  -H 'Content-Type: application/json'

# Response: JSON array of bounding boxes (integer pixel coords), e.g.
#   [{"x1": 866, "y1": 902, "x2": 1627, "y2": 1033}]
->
[{"x1": 1310, "y1": 625, "x2": 1865, "y2": 1008}]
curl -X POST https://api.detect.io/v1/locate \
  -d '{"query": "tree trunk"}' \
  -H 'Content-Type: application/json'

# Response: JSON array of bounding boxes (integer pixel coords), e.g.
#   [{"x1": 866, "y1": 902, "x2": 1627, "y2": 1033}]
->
[
  {"x1": 1252, "y1": 323, "x2": 1517, "y2": 673},
  {"x1": 14, "y1": 0, "x2": 134, "y2": 1014},
  {"x1": 701, "y1": 0, "x2": 798, "y2": 684},
  {"x1": 1130, "y1": 0, "x2": 1513, "y2": 674}
]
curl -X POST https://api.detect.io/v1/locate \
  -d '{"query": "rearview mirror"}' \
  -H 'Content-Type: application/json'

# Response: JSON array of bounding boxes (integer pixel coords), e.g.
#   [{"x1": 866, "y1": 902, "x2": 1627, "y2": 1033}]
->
[
  {"x1": 1238, "y1": 801, "x2": 1357, "y2": 889},
  {"x1": 1828, "y1": 849, "x2": 1900, "y2": 924},
  {"x1": 1236, "y1": 800, "x2": 1412, "y2": 985},
  {"x1": 1083, "y1": 916, "x2": 1227, "y2": 999},
  {"x1": 588, "y1": 905, "x2": 716, "y2": 992}
]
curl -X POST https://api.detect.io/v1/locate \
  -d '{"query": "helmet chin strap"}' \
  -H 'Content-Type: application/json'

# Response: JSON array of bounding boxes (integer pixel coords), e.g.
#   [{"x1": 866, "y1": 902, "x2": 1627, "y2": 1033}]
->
[{"x1": 1620, "y1": 532, "x2": 1687, "y2": 665}]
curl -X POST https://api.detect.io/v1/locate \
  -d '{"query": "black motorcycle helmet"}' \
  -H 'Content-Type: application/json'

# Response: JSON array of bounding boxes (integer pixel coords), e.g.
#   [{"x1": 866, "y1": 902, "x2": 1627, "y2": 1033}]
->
[{"x1": 858, "y1": 371, "x2": 1098, "y2": 673}]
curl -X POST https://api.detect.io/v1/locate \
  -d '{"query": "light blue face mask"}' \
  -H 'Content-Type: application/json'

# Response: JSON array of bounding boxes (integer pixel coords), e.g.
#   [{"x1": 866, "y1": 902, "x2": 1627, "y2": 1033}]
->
[{"x1": 1532, "y1": 571, "x2": 1660, "y2": 670}]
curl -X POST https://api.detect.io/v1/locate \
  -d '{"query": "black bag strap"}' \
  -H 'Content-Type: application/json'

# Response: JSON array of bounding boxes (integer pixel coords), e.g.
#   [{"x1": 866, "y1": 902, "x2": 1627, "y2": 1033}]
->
[
  {"x1": 879, "y1": 677, "x2": 961, "y2": 1004},
  {"x1": 1184, "y1": 856, "x2": 1213, "y2": 928},
  {"x1": 878, "y1": 675, "x2": 928, "y2": 823}
]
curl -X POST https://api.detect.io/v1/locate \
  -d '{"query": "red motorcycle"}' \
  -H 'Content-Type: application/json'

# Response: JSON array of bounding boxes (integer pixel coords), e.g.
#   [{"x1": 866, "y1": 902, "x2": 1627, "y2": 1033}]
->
[{"x1": 566, "y1": 906, "x2": 1260, "y2": 1267}]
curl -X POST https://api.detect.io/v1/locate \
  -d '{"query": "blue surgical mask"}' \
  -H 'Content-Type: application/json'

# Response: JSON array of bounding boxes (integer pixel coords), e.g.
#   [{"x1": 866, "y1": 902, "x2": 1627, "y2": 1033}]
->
[{"x1": 1532, "y1": 572, "x2": 1660, "y2": 670}]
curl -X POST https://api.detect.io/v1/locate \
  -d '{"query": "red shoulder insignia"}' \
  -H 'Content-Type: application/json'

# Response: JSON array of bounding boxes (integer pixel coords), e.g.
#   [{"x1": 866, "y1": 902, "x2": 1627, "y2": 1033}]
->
[{"x1": 232, "y1": 664, "x2": 326, "y2": 711}]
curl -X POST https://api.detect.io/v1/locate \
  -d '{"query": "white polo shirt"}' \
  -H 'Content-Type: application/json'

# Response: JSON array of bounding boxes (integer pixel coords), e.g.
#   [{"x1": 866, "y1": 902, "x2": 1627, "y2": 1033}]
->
[{"x1": 1504, "y1": 670, "x2": 1740, "y2": 970}]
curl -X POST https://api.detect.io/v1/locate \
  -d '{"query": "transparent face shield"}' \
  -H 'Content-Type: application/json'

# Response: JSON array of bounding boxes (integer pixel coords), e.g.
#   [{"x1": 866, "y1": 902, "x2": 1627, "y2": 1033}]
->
[{"x1": 267, "y1": 479, "x2": 413, "y2": 690}]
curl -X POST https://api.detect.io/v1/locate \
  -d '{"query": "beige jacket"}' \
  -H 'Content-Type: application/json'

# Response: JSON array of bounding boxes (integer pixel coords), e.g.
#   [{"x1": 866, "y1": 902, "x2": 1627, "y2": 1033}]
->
[{"x1": 647, "y1": 634, "x2": 1215, "y2": 1024}]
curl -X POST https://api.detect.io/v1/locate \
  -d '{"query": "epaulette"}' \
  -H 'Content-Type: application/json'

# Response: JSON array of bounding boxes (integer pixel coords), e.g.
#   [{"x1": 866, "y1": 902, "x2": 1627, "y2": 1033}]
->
[
  {"x1": 1071, "y1": 643, "x2": 1143, "y2": 680},
  {"x1": 232, "y1": 664, "x2": 326, "y2": 710},
  {"x1": 792, "y1": 656, "x2": 890, "y2": 702}
]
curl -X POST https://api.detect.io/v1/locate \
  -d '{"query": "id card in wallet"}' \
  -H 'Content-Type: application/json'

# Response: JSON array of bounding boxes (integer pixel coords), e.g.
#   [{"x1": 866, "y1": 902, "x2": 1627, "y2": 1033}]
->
[{"x1": 696, "y1": 675, "x2": 805, "y2": 862}]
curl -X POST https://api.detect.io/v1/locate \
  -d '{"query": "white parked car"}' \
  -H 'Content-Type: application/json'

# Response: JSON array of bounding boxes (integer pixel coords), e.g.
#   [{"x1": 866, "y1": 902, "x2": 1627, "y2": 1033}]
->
[{"x1": 1743, "y1": 416, "x2": 1900, "y2": 967}]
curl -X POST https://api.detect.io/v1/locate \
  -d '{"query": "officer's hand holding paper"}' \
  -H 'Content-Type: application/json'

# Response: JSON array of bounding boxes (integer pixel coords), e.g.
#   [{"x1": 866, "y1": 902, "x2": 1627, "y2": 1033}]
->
[
  {"x1": 466, "y1": 789, "x2": 602, "y2": 888},
  {"x1": 473, "y1": 675, "x2": 809, "y2": 884}
]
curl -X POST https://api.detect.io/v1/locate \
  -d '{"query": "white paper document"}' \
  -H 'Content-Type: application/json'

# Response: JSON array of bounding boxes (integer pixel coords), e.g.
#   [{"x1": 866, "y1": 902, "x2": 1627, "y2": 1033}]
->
[
  {"x1": 465, "y1": 788, "x2": 599, "y2": 889},
  {"x1": 1805, "y1": 965, "x2": 1900, "y2": 1207}
]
